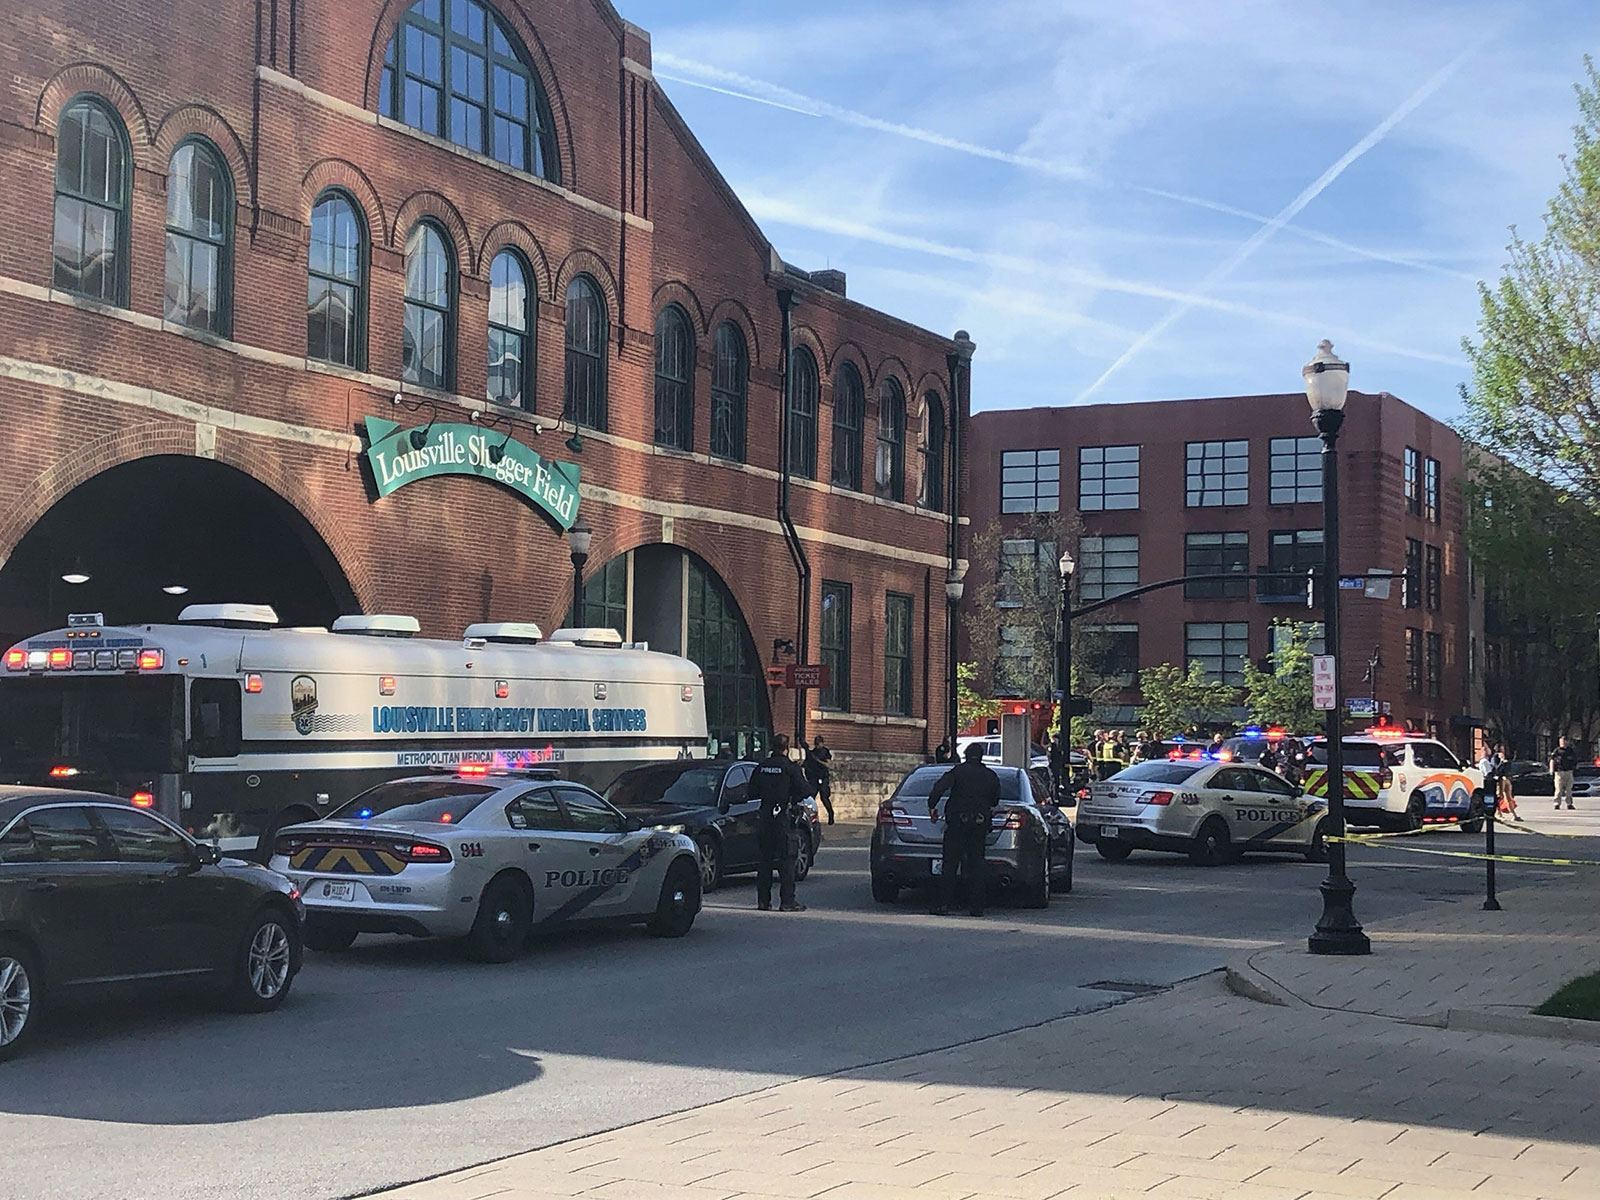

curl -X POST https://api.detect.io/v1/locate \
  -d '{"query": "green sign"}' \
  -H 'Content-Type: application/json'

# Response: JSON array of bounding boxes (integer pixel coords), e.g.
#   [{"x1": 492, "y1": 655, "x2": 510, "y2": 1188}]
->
[{"x1": 360, "y1": 417, "x2": 581, "y2": 530}]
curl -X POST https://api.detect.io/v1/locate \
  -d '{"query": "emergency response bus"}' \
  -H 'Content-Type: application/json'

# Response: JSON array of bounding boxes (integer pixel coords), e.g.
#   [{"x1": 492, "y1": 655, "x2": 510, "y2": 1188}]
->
[{"x1": 0, "y1": 605, "x2": 708, "y2": 856}]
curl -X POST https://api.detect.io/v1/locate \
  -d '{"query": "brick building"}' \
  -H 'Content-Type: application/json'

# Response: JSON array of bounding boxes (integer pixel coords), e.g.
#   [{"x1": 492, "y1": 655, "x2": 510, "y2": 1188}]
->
[
  {"x1": 967, "y1": 391, "x2": 1484, "y2": 753},
  {"x1": 0, "y1": 0, "x2": 970, "y2": 778}
]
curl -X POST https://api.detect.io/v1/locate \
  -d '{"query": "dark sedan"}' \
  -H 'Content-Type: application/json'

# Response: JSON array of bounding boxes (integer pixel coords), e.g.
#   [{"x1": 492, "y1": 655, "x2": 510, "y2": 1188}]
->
[
  {"x1": 0, "y1": 788, "x2": 304, "y2": 1061},
  {"x1": 604, "y1": 759, "x2": 822, "y2": 892},
  {"x1": 1501, "y1": 761, "x2": 1554, "y2": 796}
]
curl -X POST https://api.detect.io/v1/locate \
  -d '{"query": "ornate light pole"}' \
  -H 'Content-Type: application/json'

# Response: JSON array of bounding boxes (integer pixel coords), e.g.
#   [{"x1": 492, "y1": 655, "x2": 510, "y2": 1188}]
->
[
  {"x1": 1055, "y1": 549, "x2": 1077, "y2": 804},
  {"x1": 945, "y1": 562, "x2": 967, "y2": 753},
  {"x1": 1304, "y1": 340, "x2": 1371, "y2": 956},
  {"x1": 567, "y1": 519, "x2": 592, "y2": 628}
]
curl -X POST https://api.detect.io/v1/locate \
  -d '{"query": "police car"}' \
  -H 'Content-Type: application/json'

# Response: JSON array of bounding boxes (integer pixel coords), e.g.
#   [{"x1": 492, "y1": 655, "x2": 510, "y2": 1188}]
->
[
  {"x1": 1076, "y1": 758, "x2": 1327, "y2": 866},
  {"x1": 269, "y1": 768, "x2": 702, "y2": 961},
  {"x1": 1303, "y1": 732, "x2": 1486, "y2": 831}
]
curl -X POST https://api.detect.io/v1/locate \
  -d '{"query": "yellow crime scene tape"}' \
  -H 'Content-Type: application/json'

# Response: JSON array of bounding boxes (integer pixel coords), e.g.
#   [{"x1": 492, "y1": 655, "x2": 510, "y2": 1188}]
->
[
  {"x1": 1329, "y1": 834, "x2": 1600, "y2": 867},
  {"x1": 1492, "y1": 819, "x2": 1594, "y2": 839}
]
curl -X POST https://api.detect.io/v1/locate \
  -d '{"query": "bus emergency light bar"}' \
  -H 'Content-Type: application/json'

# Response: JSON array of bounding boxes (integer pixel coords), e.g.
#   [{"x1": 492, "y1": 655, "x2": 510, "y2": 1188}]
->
[{"x1": 6, "y1": 645, "x2": 163, "y2": 672}]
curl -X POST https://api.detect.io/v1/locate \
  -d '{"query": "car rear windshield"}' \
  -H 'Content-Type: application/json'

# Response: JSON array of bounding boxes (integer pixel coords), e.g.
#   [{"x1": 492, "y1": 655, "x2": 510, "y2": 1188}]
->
[
  {"x1": 1305, "y1": 741, "x2": 1389, "y2": 767},
  {"x1": 1110, "y1": 761, "x2": 1204, "y2": 784},
  {"x1": 332, "y1": 779, "x2": 496, "y2": 824},
  {"x1": 604, "y1": 765, "x2": 724, "y2": 808},
  {"x1": 1576, "y1": 765, "x2": 1600, "y2": 779},
  {"x1": 896, "y1": 767, "x2": 1023, "y2": 802}
]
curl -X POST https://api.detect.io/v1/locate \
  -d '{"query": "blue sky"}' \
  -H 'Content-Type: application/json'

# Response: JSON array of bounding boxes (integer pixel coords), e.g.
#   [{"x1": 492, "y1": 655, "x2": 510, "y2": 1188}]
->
[{"x1": 615, "y1": 0, "x2": 1595, "y2": 422}]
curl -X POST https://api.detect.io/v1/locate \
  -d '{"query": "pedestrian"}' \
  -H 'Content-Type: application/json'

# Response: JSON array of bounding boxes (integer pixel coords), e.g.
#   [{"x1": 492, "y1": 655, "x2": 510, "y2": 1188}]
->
[
  {"x1": 926, "y1": 743, "x2": 1001, "y2": 917},
  {"x1": 750, "y1": 733, "x2": 813, "y2": 912},
  {"x1": 803, "y1": 734, "x2": 834, "y2": 824},
  {"x1": 1476, "y1": 743, "x2": 1502, "y2": 781},
  {"x1": 1207, "y1": 732, "x2": 1227, "y2": 760},
  {"x1": 1494, "y1": 753, "x2": 1522, "y2": 822},
  {"x1": 1550, "y1": 736, "x2": 1578, "y2": 811},
  {"x1": 934, "y1": 738, "x2": 953, "y2": 764}
]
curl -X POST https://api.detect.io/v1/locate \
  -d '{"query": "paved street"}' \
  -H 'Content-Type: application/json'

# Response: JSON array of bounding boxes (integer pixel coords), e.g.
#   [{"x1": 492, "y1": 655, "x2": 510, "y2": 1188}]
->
[{"x1": 2, "y1": 820, "x2": 1596, "y2": 1200}]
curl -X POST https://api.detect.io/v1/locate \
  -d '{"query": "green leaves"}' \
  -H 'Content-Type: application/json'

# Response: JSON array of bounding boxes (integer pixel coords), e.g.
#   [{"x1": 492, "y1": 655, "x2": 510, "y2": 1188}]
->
[
  {"x1": 1241, "y1": 620, "x2": 1321, "y2": 732},
  {"x1": 1137, "y1": 660, "x2": 1237, "y2": 738}
]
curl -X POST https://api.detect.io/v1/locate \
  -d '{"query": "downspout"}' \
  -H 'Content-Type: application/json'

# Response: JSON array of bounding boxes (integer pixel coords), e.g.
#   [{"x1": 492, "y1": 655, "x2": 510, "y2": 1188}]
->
[
  {"x1": 921, "y1": 566, "x2": 932, "y2": 757},
  {"x1": 777, "y1": 289, "x2": 809, "y2": 747}
]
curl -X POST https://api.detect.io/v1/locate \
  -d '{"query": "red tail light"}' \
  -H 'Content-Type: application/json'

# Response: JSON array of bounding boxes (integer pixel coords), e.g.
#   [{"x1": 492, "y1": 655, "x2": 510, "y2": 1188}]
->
[
  {"x1": 1143, "y1": 791, "x2": 1175, "y2": 806},
  {"x1": 137, "y1": 649, "x2": 164, "y2": 671},
  {"x1": 130, "y1": 791, "x2": 155, "y2": 808},
  {"x1": 876, "y1": 801, "x2": 911, "y2": 828},
  {"x1": 398, "y1": 842, "x2": 451, "y2": 862},
  {"x1": 4, "y1": 648, "x2": 25, "y2": 670},
  {"x1": 992, "y1": 809, "x2": 1027, "y2": 830}
]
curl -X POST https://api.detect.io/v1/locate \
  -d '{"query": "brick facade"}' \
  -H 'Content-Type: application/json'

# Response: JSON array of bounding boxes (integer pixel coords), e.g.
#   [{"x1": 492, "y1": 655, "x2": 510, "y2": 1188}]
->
[{"x1": 0, "y1": 0, "x2": 970, "y2": 763}]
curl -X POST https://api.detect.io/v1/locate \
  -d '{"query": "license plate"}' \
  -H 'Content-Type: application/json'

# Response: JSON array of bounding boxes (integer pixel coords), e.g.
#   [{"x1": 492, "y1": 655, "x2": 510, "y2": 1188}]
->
[
  {"x1": 317, "y1": 881, "x2": 356, "y2": 902},
  {"x1": 1101, "y1": 825, "x2": 1120, "y2": 839},
  {"x1": 930, "y1": 859, "x2": 943, "y2": 875}
]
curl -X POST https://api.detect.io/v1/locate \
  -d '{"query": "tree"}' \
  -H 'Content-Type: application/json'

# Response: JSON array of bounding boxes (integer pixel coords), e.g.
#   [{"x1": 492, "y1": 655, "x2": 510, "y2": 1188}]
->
[
  {"x1": 1241, "y1": 620, "x2": 1321, "y2": 731},
  {"x1": 1136, "y1": 661, "x2": 1237, "y2": 737},
  {"x1": 1460, "y1": 58, "x2": 1600, "y2": 508},
  {"x1": 955, "y1": 661, "x2": 987, "y2": 734}
]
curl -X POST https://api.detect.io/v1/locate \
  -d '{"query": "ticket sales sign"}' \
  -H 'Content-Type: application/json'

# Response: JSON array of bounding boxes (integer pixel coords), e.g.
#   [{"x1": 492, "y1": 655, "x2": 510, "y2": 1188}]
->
[
  {"x1": 785, "y1": 664, "x2": 831, "y2": 689},
  {"x1": 361, "y1": 417, "x2": 581, "y2": 530}
]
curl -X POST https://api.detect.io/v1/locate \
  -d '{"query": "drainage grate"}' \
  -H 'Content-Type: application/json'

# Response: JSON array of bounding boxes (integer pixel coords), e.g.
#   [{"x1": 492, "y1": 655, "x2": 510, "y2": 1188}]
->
[{"x1": 1083, "y1": 980, "x2": 1168, "y2": 996}]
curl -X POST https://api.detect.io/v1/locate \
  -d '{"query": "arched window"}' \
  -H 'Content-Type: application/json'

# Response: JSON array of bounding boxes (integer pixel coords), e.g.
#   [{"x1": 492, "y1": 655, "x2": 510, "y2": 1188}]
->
[
  {"x1": 164, "y1": 139, "x2": 232, "y2": 335},
  {"x1": 788, "y1": 346, "x2": 819, "y2": 480},
  {"x1": 920, "y1": 391, "x2": 946, "y2": 511},
  {"x1": 306, "y1": 190, "x2": 366, "y2": 367},
  {"x1": 564, "y1": 275, "x2": 607, "y2": 430},
  {"x1": 378, "y1": 0, "x2": 559, "y2": 181},
  {"x1": 403, "y1": 221, "x2": 455, "y2": 390},
  {"x1": 831, "y1": 362, "x2": 864, "y2": 491},
  {"x1": 53, "y1": 97, "x2": 130, "y2": 304},
  {"x1": 710, "y1": 322, "x2": 747, "y2": 462},
  {"x1": 875, "y1": 377, "x2": 906, "y2": 502},
  {"x1": 653, "y1": 305, "x2": 694, "y2": 451},
  {"x1": 487, "y1": 248, "x2": 531, "y2": 409}
]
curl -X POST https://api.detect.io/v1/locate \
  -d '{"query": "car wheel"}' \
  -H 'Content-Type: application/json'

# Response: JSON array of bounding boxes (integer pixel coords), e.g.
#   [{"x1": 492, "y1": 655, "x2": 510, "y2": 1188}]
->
[
  {"x1": 870, "y1": 873, "x2": 900, "y2": 903},
  {"x1": 793, "y1": 829, "x2": 813, "y2": 882},
  {"x1": 1095, "y1": 840, "x2": 1133, "y2": 862},
  {"x1": 1022, "y1": 850, "x2": 1050, "y2": 909},
  {"x1": 1304, "y1": 819, "x2": 1329, "y2": 864},
  {"x1": 226, "y1": 907, "x2": 298, "y2": 1012},
  {"x1": 466, "y1": 873, "x2": 533, "y2": 963},
  {"x1": 647, "y1": 857, "x2": 701, "y2": 938},
  {"x1": 1404, "y1": 792, "x2": 1426, "y2": 832},
  {"x1": 695, "y1": 834, "x2": 723, "y2": 893},
  {"x1": 304, "y1": 926, "x2": 359, "y2": 953},
  {"x1": 1051, "y1": 834, "x2": 1075, "y2": 893},
  {"x1": 0, "y1": 939, "x2": 41, "y2": 1062},
  {"x1": 1461, "y1": 791, "x2": 1486, "y2": 835},
  {"x1": 1189, "y1": 818, "x2": 1233, "y2": 867}
]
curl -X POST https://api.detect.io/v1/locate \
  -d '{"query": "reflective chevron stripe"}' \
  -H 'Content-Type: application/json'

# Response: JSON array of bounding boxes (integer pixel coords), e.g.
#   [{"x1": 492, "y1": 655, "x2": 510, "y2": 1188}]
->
[{"x1": 1302, "y1": 768, "x2": 1381, "y2": 800}]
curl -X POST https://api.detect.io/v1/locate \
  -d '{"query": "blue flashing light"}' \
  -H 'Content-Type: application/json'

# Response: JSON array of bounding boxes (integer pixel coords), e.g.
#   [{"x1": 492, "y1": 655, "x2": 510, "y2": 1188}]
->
[
  {"x1": 1171, "y1": 735, "x2": 1186, "y2": 743},
  {"x1": 1242, "y1": 728, "x2": 1263, "y2": 740},
  {"x1": 357, "y1": 808, "x2": 374, "y2": 820}
]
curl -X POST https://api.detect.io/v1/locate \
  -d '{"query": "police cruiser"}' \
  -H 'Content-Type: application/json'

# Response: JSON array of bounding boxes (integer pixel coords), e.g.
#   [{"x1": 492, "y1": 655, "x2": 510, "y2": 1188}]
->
[
  {"x1": 270, "y1": 767, "x2": 701, "y2": 958},
  {"x1": 1076, "y1": 757, "x2": 1328, "y2": 866},
  {"x1": 0, "y1": 606, "x2": 707, "y2": 858}
]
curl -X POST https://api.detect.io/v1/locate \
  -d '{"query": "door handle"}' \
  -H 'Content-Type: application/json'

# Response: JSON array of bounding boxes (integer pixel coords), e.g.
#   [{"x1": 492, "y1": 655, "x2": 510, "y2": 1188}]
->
[
  {"x1": 526, "y1": 842, "x2": 541, "y2": 852},
  {"x1": 588, "y1": 846, "x2": 602, "y2": 856},
  {"x1": 25, "y1": 881, "x2": 58, "y2": 893}
]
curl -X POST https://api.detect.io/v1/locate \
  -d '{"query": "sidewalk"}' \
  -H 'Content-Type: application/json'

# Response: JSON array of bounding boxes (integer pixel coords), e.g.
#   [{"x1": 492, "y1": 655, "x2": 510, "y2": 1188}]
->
[
  {"x1": 1228, "y1": 853, "x2": 1600, "y2": 1042},
  {"x1": 371, "y1": 876, "x2": 1600, "y2": 1200}
]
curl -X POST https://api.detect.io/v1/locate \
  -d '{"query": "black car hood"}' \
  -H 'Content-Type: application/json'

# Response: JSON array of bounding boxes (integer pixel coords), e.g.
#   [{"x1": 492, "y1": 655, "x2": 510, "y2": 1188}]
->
[{"x1": 613, "y1": 802, "x2": 715, "y2": 823}]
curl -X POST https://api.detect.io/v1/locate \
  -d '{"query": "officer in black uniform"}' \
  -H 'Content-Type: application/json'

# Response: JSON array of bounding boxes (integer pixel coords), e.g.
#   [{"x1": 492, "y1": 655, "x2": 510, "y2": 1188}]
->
[
  {"x1": 751, "y1": 734, "x2": 813, "y2": 912},
  {"x1": 927, "y1": 743, "x2": 1001, "y2": 917}
]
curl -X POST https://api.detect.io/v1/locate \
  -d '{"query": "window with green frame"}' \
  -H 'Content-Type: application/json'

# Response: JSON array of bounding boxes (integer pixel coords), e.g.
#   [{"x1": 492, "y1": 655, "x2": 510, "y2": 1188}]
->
[
  {"x1": 686, "y1": 558, "x2": 768, "y2": 759},
  {"x1": 577, "y1": 555, "x2": 627, "y2": 636},
  {"x1": 884, "y1": 592, "x2": 912, "y2": 716},
  {"x1": 820, "y1": 581, "x2": 852, "y2": 710}
]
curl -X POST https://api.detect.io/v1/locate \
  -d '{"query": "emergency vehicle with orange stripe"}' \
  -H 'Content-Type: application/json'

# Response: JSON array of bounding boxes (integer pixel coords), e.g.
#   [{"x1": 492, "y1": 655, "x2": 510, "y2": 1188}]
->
[{"x1": 1303, "y1": 730, "x2": 1486, "y2": 832}]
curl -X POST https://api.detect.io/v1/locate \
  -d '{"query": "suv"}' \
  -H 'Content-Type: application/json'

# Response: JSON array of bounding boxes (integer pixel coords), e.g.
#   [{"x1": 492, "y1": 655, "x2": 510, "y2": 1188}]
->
[{"x1": 1304, "y1": 735, "x2": 1485, "y2": 831}]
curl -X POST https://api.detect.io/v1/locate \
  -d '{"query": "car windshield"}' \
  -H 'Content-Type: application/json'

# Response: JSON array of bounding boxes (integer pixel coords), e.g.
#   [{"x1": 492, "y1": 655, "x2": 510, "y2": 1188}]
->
[
  {"x1": 0, "y1": 676, "x2": 183, "y2": 773},
  {"x1": 332, "y1": 779, "x2": 496, "y2": 824},
  {"x1": 895, "y1": 766, "x2": 1024, "y2": 802},
  {"x1": 1305, "y1": 740, "x2": 1390, "y2": 768},
  {"x1": 604, "y1": 765, "x2": 724, "y2": 808},
  {"x1": 1110, "y1": 761, "x2": 1204, "y2": 784}
]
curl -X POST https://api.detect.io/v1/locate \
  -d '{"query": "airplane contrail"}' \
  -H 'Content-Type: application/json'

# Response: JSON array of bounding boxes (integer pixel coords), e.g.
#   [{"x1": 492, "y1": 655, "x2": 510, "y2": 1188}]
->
[{"x1": 1072, "y1": 35, "x2": 1491, "y2": 403}]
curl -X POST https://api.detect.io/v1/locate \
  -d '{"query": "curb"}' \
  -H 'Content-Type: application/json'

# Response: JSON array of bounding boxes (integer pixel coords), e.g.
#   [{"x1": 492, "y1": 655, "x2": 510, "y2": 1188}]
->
[
  {"x1": 1445, "y1": 1007, "x2": 1600, "y2": 1045},
  {"x1": 1223, "y1": 959, "x2": 1302, "y2": 1008}
]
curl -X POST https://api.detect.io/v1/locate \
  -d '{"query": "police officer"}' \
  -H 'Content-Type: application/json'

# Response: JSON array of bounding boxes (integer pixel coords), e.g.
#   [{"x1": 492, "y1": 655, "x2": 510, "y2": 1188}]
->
[
  {"x1": 927, "y1": 743, "x2": 1001, "y2": 917},
  {"x1": 751, "y1": 733, "x2": 812, "y2": 912}
]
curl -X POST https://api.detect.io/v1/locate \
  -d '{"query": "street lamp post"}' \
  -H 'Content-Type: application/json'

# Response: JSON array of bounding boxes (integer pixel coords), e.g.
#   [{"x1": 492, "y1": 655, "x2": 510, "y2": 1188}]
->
[
  {"x1": 1304, "y1": 340, "x2": 1371, "y2": 956},
  {"x1": 567, "y1": 520, "x2": 592, "y2": 628},
  {"x1": 945, "y1": 563, "x2": 966, "y2": 754},
  {"x1": 1055, "y1": 549, "x2": 1076, "y2": 805}
]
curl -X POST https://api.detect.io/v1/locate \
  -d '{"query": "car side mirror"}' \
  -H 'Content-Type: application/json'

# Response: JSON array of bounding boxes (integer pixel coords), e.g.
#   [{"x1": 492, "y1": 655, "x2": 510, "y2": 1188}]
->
[
  {"x1": 192, "y1": 842, "x2": 221, "y2": 867},
  {"x1": 623, "y1": 815, "x2": 644, "y2": 833}
]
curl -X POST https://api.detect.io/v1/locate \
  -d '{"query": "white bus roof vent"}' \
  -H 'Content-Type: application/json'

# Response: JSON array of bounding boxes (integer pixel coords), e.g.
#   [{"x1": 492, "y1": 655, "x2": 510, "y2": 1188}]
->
[
  {"x1": 548, "y1": 628, "x2": 625, "y2": 648},
  {"x1": 331, "y1": 614, "x2": 422, "y2": 638},
  {"x1": 177, "y1": 603, "x2": 279, "y2": 629},
  {"x1": 463, "y1": 622, "x2": 544, "y2": 646}
]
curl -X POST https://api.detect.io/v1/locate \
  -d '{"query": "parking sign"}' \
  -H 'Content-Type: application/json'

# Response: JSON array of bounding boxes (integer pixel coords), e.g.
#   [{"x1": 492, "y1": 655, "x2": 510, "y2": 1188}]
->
[{"x1": 1312, "y1": 655, "x2": 1336, "y2": 710}]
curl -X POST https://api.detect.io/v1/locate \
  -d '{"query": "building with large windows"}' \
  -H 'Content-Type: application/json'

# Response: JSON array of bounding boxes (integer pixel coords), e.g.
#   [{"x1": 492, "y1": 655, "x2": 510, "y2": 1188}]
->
[
  {"x1": 0, "y1": 0, "x2": 968, "y2": 788},
  {"x1": 968, "y1": 392, "x2": 1482, "y2": 751}
]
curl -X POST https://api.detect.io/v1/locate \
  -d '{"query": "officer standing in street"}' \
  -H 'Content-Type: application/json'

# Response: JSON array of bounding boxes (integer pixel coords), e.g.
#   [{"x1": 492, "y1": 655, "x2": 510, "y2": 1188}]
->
[
  {"x1": 751, "y1": 734, "x2": 813, "y2": 912},
  {"x1": 927, "y1": 743, "x2": 1001, "y2": 917},
  {"x1": 803, "y1": 734, "x2": 834, "y2": 824}
]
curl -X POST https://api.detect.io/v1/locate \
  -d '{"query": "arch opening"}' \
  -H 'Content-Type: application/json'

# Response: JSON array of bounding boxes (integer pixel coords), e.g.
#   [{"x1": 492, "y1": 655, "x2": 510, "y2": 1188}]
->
[{"x1": 0, "y1": 456, "x2": 357, "y2": 646}]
